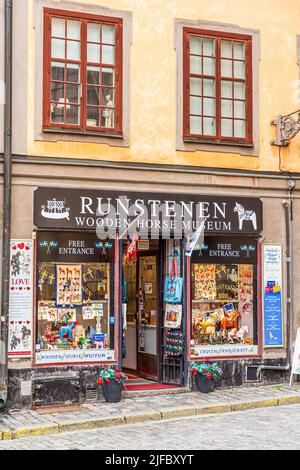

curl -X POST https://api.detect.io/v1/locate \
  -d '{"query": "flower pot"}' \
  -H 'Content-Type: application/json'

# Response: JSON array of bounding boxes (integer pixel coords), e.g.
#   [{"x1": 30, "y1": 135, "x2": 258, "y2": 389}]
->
[
  {"x1": 102, "y1": 380, "x2": 122, "y2": 403},
  {"x1": 195, "y1": 374, "x2": 214, "y2": 394}
]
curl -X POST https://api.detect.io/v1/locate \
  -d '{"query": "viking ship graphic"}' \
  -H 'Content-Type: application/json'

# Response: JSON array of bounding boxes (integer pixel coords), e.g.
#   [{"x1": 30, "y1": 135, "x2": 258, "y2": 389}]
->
[{"x1": 41, "y1": 199, "x2": 70, "y2": 221}]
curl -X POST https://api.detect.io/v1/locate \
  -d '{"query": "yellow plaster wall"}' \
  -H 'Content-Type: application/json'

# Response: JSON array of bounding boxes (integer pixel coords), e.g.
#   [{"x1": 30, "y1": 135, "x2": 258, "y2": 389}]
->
[{"x1": 27, "y1": 0, "x2": 300, "y2": 171}]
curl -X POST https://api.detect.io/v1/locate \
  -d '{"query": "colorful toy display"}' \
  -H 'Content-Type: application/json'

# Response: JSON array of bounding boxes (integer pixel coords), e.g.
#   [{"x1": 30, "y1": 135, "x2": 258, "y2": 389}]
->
[
  {"x1": 192, "y1": 263, "x2": 254, "y2": 346},
  {"x1": 37, "y1": 261, "x2": 111, "y2": 352}
]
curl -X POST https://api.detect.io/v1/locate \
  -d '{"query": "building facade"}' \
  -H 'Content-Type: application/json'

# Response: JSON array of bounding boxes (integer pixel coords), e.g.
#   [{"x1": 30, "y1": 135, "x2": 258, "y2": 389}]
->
[{"x1": 2, "y1": 0, "x2": 300, "y2": 409}]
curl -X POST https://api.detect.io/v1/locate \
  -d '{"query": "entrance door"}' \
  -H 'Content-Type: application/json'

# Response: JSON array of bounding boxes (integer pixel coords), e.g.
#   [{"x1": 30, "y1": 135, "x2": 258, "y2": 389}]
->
[{"x1": 137, "y1": 255, "x2": 158, "y2": 380}]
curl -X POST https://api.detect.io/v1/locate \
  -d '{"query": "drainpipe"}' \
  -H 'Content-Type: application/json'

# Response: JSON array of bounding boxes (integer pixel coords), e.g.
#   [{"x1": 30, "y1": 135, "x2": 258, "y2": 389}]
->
[
  {"x1": 0, "y1": 0, "x2": 13, "y2": 410},
  {"x1": 255, "y1": 185, "x2": 294, "y2": 381}
]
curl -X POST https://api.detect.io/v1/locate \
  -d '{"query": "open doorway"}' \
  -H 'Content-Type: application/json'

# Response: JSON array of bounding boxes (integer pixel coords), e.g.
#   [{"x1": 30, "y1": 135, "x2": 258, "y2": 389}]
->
[{"x1": 122, "y1": 240, "x2": 159, "y2": 381}]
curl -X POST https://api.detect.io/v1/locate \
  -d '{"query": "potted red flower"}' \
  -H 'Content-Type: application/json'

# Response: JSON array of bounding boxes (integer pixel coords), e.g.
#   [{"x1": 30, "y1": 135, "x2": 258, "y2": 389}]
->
[
  {"x1": 190, "y1": 361, "x2": 223, "y2": 394},
  {"x1": 97, "y1": 366, "x2": 128, "y2": 403}
]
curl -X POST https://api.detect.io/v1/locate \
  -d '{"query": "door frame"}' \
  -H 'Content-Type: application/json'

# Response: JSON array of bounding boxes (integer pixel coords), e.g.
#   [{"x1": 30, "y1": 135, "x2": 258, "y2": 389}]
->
[{"x1": 136, "y1": 250, "x2": 160, "y2": 381}]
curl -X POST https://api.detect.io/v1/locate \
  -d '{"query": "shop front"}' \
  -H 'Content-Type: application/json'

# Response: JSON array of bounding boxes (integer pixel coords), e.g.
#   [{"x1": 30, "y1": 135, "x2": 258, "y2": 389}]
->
[
  {"x1": 190, "y1": 236, "x2": 259, "y2": 359},
  {"x1": 16, "y1": 186, "x2": 263, "y2": 403}
]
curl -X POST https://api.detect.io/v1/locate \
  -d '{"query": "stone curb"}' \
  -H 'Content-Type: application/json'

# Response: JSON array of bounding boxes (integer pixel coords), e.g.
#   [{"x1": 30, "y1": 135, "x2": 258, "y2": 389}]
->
[{"x1": 1, "y1": 394, "x2": 300, "y2": 441}]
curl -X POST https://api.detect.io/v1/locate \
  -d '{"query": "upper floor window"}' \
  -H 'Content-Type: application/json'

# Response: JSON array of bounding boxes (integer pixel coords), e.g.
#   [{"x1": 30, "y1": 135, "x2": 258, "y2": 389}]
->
[
  {"x1": 183, "y1": 28, "x2": 253, "y2": 144},
  {"x1": 43, "y1": 9, "x2": 123, "y2": 134}
]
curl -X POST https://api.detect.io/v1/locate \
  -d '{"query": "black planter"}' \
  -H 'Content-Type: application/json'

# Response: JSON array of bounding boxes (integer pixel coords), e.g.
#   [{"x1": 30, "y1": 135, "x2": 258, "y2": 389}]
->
[
  {"x1": 195, "y1": 374, "x2": 214, "y2": 393},
  {"x1": 102, "y1": 380, "x2": 122, "y2": 403}
]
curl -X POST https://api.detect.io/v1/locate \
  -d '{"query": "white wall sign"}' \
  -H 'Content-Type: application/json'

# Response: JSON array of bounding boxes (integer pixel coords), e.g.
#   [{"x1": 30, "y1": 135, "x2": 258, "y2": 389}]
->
[
  {"x1": 290, "y1": 328, "x2": 300, "y2": 385},
  {"x1": 8, "y1": 240, "x2": 34, "y2": 357},
  {"x1": 35, "y1": 349, "x2": 115, "y2": 365},
  {"x1": 191, "y1": 344, "x2": 258, "y2": 358}
]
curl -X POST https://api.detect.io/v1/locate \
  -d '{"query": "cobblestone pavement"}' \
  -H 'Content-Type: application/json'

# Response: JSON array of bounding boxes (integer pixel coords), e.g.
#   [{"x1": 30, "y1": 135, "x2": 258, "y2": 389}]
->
[
  {"x1": 0, "y1": 404, "x2": 299, "y2": 450},
  {"x1": 1, "y1": 383, "x2": 300, "y2": 441}
]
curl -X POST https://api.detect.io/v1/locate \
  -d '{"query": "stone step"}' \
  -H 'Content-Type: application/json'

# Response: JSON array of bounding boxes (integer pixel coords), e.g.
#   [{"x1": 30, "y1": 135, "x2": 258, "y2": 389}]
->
[{"x1": 122, "y1": 386, "x2": 190, "y2": 399}]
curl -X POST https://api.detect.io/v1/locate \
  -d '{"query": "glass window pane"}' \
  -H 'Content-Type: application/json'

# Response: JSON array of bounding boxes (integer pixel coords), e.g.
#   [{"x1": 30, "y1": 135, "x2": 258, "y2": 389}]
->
[
  {"x1": 234, "y1": 42, "x2": 245, "y2": 60},
  {"x1": 102, "y1": 45, "x2": 115, "y2": 65},
  {"x1": 67, "y1": 84, "x2": 80, "y2": 104},
  {"x1": 102, "y1": 67, "x2": 115, "y2": 87},
  {"x1": 234, "y1": 120, "x2": 246, "y2": 138},
  {"x1": 203, "y1": 117, "x2": 216, "y2": 135},
  {"x1": 102, "y1": 108, "x2": 114, "y2": 128},
  {"x1": 87, "y1": 23, "x2": 101, "y2": 42},
  {"x1": 102, "y1": 25, "x2": 115, "y2": 44},
  {"x1": 234, "y1": 101, "x2": 245, "y2": 119},
  {"x1": 221, "y1": 118, "x2": 233, "y2": 137},
  {"x1": 87, "y1": 66, "x2": 101, "y2": 85},
  {"x1": 190, "y1": 116, "x2": 202, "y2": 134},
  {"x1": 190, "y1": 36, "x2": 201, "y2": 55},
  {"x1": 51, "y1": 103, "x2": 64, "y2": 123},
  {"x1": 66, "y1": 64, "x2": 80, "y2": 83},
  {"x1": 66, "y1": 105, "x2": 80, "y2": 125},
  {"x1": 51, "y1": 62, "x2": 64, "y2": 81},
  {"x1": 87, "y1": 86, "x2": 100, "y2": 106},
  {"x1": 203, "y1": 57, "x2": 215, "y2": 75},
  {"x1": 221, "y1": 99, "x2": 233, "y2": 118},
  {"x1": 203, "y1": 38, "x2": 215, "y2": 57},
  {"x1": 234, "y1": 61, "x2": 245, "y2": 79},
  {"x1": 234, "y1": 82, "x2": 245, "y2": 99},
  {"x1": 221, "y1": 40, "x2": 232, "y2": 58},
  {"x1": 221, "y1": 59, "x2": 232, "y2": 77},
  {"x1": 190, "y1": 56, "x2": 201, "y2": 75},
  {"x1": 51, "y1": 82, "x2": 64, "y2": 102},
  {"x1": 102, "y1": 89, "x2": 115, "y2": 107},
  {"x1": 52, "y1": 18, "x2": 65, "y2": 38},
  {"x1": 87, "y1": 43, "x2": 100, "y2": 63},
  {"x1": 203, "y1": 79, "x2": 215, "y2": 97},
  {"x1": 67, "y1": 40, "x2": 80, "y2": 61},
  {"x1": 51, "y1": 38, "x2": 65, "y2": 59},
  {"x1": 87, "y1": 107, "x2": 100, "y2": 127},
  {"x1": 67, "y1": 20, "x2": 80, "y2": 40},
  {"x1": 190, "y1": 96, "x2": 202, "y2": 115},
  {"x1": 203, "y1": 98, "x2": 215, "y2": 116},
  {"x1": 221, "y1": 80, "x2": 232, "y2": 98},
  {"x1": 190, "y1": 78, "x2": 201, "y2": 95}
]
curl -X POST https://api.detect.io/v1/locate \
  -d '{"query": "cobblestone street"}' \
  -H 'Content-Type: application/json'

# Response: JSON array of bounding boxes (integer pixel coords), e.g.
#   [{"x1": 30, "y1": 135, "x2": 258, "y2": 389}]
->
[{"x1": 0, "y1": 404, "x2": 299, "y2": 450}]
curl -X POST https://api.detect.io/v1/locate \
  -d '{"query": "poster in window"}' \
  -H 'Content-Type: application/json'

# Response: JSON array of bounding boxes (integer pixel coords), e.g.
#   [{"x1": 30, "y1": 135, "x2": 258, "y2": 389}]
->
[
  {"x1": 8, "y1": 240, "x2": 34, "y2": 357},
  {"x1": 56, "y1": 264, "x2": 82, "y2": 306},
  {"x1": 263, "y1": 245, "x2": 283, "y2": 348}
]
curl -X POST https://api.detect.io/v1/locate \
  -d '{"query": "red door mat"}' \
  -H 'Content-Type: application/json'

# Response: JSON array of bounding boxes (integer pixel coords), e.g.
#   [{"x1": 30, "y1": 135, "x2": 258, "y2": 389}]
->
[{"x1": 123, "y1": 383, "x2": 178, "y2": 391}]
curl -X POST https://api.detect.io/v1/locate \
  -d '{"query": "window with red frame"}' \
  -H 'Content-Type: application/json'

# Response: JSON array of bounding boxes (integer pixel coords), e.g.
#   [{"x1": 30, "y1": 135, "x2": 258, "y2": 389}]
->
[
  {"x1": 43, "y1": 9, "x2": 122, "y2": 134},
  {"x1": 183, "y1": 28, "x2": 253, "y2": 144}
]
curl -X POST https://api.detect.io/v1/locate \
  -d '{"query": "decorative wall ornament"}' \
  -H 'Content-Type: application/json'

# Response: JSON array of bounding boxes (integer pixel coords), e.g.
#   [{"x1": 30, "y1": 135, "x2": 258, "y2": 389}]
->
[{"x1": 271, "y1": 110, "x2": 300, "y2": 146}]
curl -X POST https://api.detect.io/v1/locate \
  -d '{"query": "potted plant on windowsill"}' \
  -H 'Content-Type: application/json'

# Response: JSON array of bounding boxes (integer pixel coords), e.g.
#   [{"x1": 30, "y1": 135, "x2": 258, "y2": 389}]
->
[
  {"x1": 191, "y1": 361, "x2": 223, "y2": 394},
  {"x1": 97, "y1": 366, "x2": 128, "y2": 403}
]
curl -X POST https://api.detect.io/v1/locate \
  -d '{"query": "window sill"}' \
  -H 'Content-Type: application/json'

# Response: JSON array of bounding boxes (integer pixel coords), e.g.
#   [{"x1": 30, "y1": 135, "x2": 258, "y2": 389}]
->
[
  {"x1": 43, "y1": 127, "x2": 124, "y2": 139},
  {"x1": 183, "y1": 137, "x2": 254, "y2": 148}
]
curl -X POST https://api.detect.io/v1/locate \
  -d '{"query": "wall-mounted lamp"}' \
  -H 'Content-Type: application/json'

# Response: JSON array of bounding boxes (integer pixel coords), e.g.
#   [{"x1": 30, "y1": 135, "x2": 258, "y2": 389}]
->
[{"x1": 271, "y1": 109, "x2": 300, "y2": 146}]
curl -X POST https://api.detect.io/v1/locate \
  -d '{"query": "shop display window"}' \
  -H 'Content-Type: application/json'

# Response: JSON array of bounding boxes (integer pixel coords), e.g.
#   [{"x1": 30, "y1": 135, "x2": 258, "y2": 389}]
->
[
  {"x1": 36, "y1": 233, "x2": 115, "y2": 357},
  {"x1": 191, "y1": 262, "x2": 256, "y2": 349}
]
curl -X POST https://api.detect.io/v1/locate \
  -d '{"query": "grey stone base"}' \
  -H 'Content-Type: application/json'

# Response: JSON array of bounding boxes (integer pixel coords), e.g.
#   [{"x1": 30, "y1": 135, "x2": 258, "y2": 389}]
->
[{"x1": 6, "y1": 358, "x2": 292, "y2": 410}]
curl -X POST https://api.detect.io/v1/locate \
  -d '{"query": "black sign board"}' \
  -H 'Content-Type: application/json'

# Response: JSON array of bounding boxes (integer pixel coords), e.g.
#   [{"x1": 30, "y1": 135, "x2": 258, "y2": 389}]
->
[
  {"x1": 191, "y1": 236, "x2": 257, "y2": 264},
  {"x1": 34, "y1": 187, "x2": 263, "y2": 236},
  {"x1": 37, "y1": 232, "x2": 115, "y2": 263}
]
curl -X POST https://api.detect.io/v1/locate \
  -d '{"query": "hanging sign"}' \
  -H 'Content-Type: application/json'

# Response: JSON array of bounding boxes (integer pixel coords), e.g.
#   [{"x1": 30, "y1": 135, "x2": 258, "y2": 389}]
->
[
  {"x1": 290, "y1": 328, "x2": 300, "y2": 385},
  {"x1": 263, "y1": 244, "x2": 284, "y2": 348},
  {"x1": 8, "y1": 240, "x2": 34, "y2": 357}
]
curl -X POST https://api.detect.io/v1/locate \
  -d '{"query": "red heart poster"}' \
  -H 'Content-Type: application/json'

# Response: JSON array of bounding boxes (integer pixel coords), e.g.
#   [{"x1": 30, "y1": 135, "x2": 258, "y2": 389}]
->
[{"x1": 8, "y1": 240, "x2": 33, "y2": 357}]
